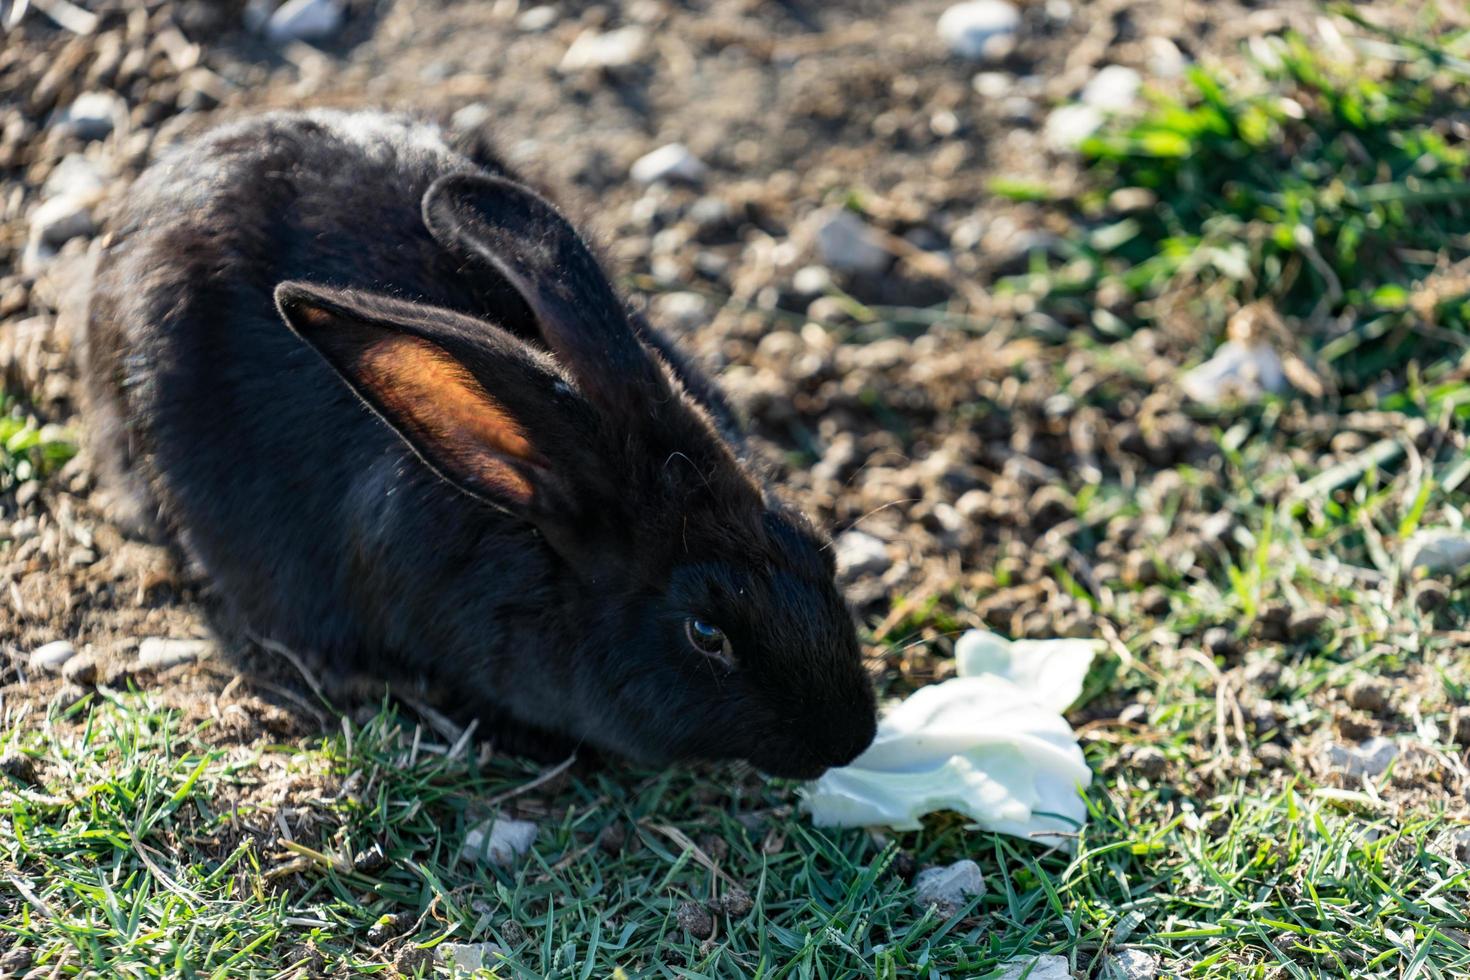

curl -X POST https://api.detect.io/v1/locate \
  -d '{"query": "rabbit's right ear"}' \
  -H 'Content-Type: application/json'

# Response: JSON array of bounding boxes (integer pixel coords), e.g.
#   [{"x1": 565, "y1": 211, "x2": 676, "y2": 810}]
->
[
  {"x1": 275, "y1": 281, "x2": 605, "y2": 524},
  {"x1": 421, "y1": 173, "x2": 671, "y2": 423}
]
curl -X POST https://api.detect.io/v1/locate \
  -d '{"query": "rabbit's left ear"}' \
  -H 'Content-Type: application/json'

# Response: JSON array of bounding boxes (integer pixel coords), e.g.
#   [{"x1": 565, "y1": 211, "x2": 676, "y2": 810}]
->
[
  {"x1": 275, "y1": 281, "x2": 608, "y2": 524},
  {"x1": 422, "y1": 173, "x2": 672, "y2": 422}
]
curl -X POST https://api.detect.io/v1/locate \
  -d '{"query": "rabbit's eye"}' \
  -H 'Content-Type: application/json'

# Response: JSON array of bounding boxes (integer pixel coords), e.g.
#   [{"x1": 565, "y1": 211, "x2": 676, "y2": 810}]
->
[{"x1": 685, "y1": 618, "x2": 734, "y2": 665}]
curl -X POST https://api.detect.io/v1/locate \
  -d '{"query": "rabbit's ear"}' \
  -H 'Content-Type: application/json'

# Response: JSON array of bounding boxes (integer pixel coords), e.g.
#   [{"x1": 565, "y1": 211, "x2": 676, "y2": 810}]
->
[
  {"x1": 275, "y1": 281, "x2": 602, "y2": 522},
  {"x1": 421, "y1": 172, "x2": 669, "y2": 420}
]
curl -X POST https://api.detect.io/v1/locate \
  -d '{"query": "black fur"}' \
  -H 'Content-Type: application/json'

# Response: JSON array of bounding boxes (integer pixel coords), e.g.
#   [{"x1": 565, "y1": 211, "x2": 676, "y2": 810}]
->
[{"x1": 85, "y1": 109, "x2": 876, "y2": 778}]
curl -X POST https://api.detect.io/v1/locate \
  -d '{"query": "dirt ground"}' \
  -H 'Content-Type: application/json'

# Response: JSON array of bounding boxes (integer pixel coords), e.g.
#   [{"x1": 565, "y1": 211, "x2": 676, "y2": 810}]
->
[{"x1": 3, "y1": 0, "x2": 1467, "y2": 830}]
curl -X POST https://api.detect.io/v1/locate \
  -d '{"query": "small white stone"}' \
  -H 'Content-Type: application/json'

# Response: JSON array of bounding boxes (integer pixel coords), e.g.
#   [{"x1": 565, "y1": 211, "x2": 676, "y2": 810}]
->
[
  {"x1": 814, "y1": 209, "x2": 889, "y2": 275},
  {"x1": 792, "y1": 265, "x2": 833, "y2": 295},
  {"x1": 516, "y1": 5, "x2": 558, "y2": 31},
  {"x1": 438, "y1": 943, "x2": 507, "y2": 972},
  {"x1": 460, "y1": 817, "x2": 538, "y2": 866},
  {"x1": 54, "y1": 91, "x2": 125, "y2": 141},
  {"x1": 451, "y1": 103, "x2": 492, "y2": 132},
  {"x1": 914, "y1": 859, "x2": 987, "y2": 915},
  {"x1": 630, "y1": 143, "x2": 706, "y2": 185},
  {"x1": 654, "y1": 291, "x2": 709, "y2": 331},
  {"x1": 1106, "y1": 948, "x2": 1159, "y2": 980},
  {"x1": 1146, "y1": 37, "x2": 1188, "y2": 79},
  {"x1": 137, "y1": 637, "x2": 212, "y2": 671},
  {"x1": 972, "y1": 71, "x2": 1014, "y2": 98},
  {"x1": 1402, "y1": 530, "x2": 1470, "y2": 576},
  {"x1": 938, "y1": 1, "x2": 1021, "y2": 61},
  {"x1": 560, "y1": 26, "x2": 649, "y2": 72},
  {"x1": 1044, "y1": 104, "x2": 1104, "y2": 151},
  {"x1": 997, "y1": 954, "x2": 1072, "y2": 980},
  {"x1": 1178, "y1": 341, "x2": 1288, "y2": 405},
  {"x1": 1326, "y1": 736, "x2": 1398, "y2": 777},
  {"x1": 264, "y1": 0, "x2": 344, "y2": 43},
  {"x1": 1082, "y1": 65, "x2": 1143, "y2": 111},
  {"x1": 29, "y1": 641, "x2": 77, "y2": 674},
  {"x1": 834, "y1": 530, "x2": 891, "y2": 579}
]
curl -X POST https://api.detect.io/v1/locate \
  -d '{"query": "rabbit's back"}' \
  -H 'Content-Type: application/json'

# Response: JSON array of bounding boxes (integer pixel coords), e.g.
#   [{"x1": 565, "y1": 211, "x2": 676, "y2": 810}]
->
[{"x1": 87, "y1": 111, "x2": 553, "y2": 676}]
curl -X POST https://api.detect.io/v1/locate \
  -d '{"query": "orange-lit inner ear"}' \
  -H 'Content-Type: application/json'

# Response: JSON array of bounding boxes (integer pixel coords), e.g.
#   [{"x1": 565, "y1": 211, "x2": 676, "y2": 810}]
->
[{"x1": 354, "y1": 333, "x2": 538, "y2": 505}]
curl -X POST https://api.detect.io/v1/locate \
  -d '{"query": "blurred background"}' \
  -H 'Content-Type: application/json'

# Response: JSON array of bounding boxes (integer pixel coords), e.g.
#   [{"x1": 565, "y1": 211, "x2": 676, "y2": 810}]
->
[{"x1": 3, "y1": 1, "x2": 1470, "y2": 976}]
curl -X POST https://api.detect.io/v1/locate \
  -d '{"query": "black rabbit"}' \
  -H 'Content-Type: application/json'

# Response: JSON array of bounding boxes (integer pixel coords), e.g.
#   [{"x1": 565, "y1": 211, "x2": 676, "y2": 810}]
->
[{"x1": 85, "y1": 109, "x2": 876, "y2": 779}]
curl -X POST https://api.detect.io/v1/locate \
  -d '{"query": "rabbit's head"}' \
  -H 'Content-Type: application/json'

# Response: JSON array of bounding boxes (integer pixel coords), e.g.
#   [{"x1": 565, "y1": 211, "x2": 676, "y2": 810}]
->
[{"x1": 274, "y1": 174, "x2": 876, "y2": 778}]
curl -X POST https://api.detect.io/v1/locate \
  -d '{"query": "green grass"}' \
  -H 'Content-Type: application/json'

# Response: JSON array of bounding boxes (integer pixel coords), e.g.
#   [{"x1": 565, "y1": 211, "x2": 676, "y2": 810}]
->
[
  {"x1": 6, "y1": 12, "x2": 1470, "y2": 979},
  {"x1": 0, "y1": 390, "x2": 76, "y2": 493}
]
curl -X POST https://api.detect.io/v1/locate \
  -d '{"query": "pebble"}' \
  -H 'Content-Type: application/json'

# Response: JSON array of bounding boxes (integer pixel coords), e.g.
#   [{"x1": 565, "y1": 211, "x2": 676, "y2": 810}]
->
[
  {"x1": 1146, "y1": 37, "x2": 1189, "y2": 79},
  {"x1": 30, "y1": 195, "x2": 97, "y2": 250},
  {"x1": 460, "y1": 816, "x2": 538, "y2": 865},
  {"x1": 653, "y1": 291, "x2": 708, "y2": 331},
  {"x1": 1178, "y1": 341, "x2": 1288, "y2": 404},
  {"x1": 814, "y1": 208, "x2": 889, "y2": 275},
  {"x1": 438, "y1": 943, "x2": 507, "y2": 973},
  {"x1": 61, "y1": 654, "x2": 97, "y2": 686},
  {"x1": 451, "y1": 103, "x2": 492, "y2": 132},
  {"x1": 265, "y1": 0, "x2": 344, "y2": 43},
  {"x1": 1344, "y1": 678, "x2": 1388, "y2": 714},
  {"x1": 1325, "y1": 736, "x2": 1398, "y2": 777},
  {"x1": 29, "y1": 640, "x2": 77, "y2": 674},
  {"x1": 630, "y1": 143, "x2": 706, "y2": 185},
  {"x1": 55, "y1": 91, "x2": 125, "y2": 141},
  {"x1": 1081, "y1": 65, "x2": 1143, "y2": 111},
  {"x1": 0, "y1": 752, "x2": 40, "y2": 785},
  {"x1": 136, "y1": 637, "x2": 212, "y2": 671},
  {"x1": 972, "y1": 71, "x2": 1013, "y2": 98},
  {"x1": 937, "y1": 1, "x2": 1021, "y2": 61},
  {"x1": 676, "y1": 900, "x2": 714, "y2": 938},
  {"x1": 1107, "y1": 948, "x2": 1159, "y2": 980},
  {"x1": 719, "y1": 887, "x2": 753, "y2": 917},
  {"x1": 997, "y1": 954, "x2": 1071, "y2": 980},
  {"x1": 560, "y1": 26, "x2": 649, "y2": 72},
  {"x1": 792, "y1": 264, "x2": 833, "y2": 296},
  {"x1": 1451, "y1": 827, "x2": 1470, "y2": 863},
  {"x1": 834, "y1": 530, "x2": 891, "y2": 579},
  {"x1": 1286, "y1": 610, "x2": 1328, "y2": 641},
  {"x1": 1402, "y1": 530, "x2": 1470, "y2": 576},
  {"x1": 516, "y1": 5, "x2": 558, "y2": 31},
  {"x1": 1044, "y1": 103, "x2": 1104, "y2": 151},
  {"x1": 913, "y1": 859, "x2": 987, "y2": 917},
  {"x1": 1125, "y1": 744, "x2": 1167, "y2": 779}
]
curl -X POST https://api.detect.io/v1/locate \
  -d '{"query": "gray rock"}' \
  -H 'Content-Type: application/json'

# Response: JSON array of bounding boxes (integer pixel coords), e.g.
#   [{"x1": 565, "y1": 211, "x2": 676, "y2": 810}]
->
[
  {"x1": 815, "y1": 209, "x2": 889, "y2": 275},
  {"x1": 1044, "y1": 104, "x2": 1104, "y2": 151},
  {"x1": 630, "y1": 143, "x2": 706, "y2": 185},
  {"x1": 137, "y1": 637, "x2": 212, "y2": 671},
  {"x1": 30, "y1": 195, "x2": 96, "y2": 250},
  {"x1": 1082, "y1": 65, "x2": 1143, "y2": 111},
  {"x1": 1402, "y1": 530, "x2": 1470, "y2": 576},
  {"x1": 516, "y1": 5, "x2": 558, "y2": 31},
  {"x1": 834, "y1": 530, "x2": 890, "y2": 579},
  {"x1": 438, "y1": 943, "x2": 507, "y2": 973},
  {"x1": 560, "y1": 26, "x2": 649, "y2": 72},
  {"x1": 996, "y1": 954, "x2": 1071, "y2": 980},
  {"x1": 1106, "y1": 948, "x2": 1159, "y2": 980},
  {"x1": 914, "y1": 859, "x2": 986, "y2": 916},
  {"x1": 55, "y1": 91, "x2": 125, "y2": 141},
  {"x1": 1326, "y1": 736, "x2": 1398, "y2": 777},
  {"x1": 29, "y1": 640, "x2": 77, "y2": 674},
  {"x1": 937, "y1": 1, "x2": 1021, "y2": 61},
  {"x1": 460, "y1": 817, "x2": 538, "y2": 866},
  {"x1": 265, "y1": 0, "x2": 344, "y2": 43}
]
